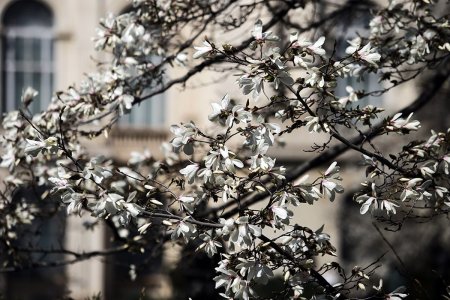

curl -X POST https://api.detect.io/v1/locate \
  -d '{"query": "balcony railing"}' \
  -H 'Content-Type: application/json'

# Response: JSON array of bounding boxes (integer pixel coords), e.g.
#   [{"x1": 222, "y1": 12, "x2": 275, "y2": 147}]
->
[{"x1": 106, "y1": 126, "x2": 168, "y2": 161}]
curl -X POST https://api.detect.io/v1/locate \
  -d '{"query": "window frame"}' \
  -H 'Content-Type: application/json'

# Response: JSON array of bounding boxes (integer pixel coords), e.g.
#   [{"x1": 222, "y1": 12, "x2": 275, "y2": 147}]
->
[{"x1": 1, "y1": 0, "x2": 54, "y2": 115}]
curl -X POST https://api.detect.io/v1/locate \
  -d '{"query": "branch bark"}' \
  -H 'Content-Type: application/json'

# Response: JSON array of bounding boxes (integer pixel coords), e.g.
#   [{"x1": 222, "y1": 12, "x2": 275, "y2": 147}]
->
[{"x1": 0, "y1": 245, "x2": 129, "y2": 273}]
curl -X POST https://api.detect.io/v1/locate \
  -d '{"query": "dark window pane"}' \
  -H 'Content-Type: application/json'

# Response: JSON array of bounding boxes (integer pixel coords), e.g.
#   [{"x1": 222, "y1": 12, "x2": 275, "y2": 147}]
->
[
  {"x1": 32, "y1": 38, "x2": 41, "y2": 62},
  {"x1": 31, "y1": 72, "x2": 42, "y2": 113},
  {"x1": 150, "y1": 96, "x2": 165, "y2": 126},
  {"x1": 4, "y1": 37, "x2": 15, "y2": 65},
  {"x1": 14, "y1": 71, "x2": 25, "y2": 108},
  {"x1": 15, "y1": 37, "x2": 26, "y2": 61},
  {"x1": 118, "y1": 56, "x2": 166, "y2": 127},
  {"x1": 1, "y1": 1, "x2": 54, "y2": 115}
]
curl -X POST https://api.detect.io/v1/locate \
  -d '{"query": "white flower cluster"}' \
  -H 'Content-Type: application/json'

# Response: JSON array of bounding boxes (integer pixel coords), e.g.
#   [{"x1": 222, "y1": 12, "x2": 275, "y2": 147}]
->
[
  {"x1": 321, "y1": 162, "x2": 344, "y2": 202},
  {"x1": 217, "y1": 217, "x2": 262, "y2": 252},
  {"x1": 214, "y1": 255, "x2": 274, "y2": 300},
  {"x1": 386, "y1": 113, "x2": 421, "y2": 133},
  {"x1": 0, "y1": 0, "x2": 449, "y2": 298}
]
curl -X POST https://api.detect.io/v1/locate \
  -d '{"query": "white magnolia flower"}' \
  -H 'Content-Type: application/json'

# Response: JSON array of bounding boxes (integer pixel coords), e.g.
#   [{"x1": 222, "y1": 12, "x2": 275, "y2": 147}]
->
[
  {"x1": 193, "y1": 40, "x2": 213, "y2": 59},
  {"x1": 369, "y1": 15, "x2": 385, "y2": 37},
  {"x1": 380, "y1": 199, "x2": 399, "y2": 215},
  {"x1": 171, "y1": 219, "x2": 197, "y2": 241},
  {"x1": 357, "y1": 183, "x2": 378, "y2": 214},
  {"x1": 170, "y1": 122, "x2": 197, "y2": 155},
  {"x1": 321, "y1": 179, "x2": 344, "y2": 201},
  {"x1": 208, "y1": 95, "x2": 251, "y2": 127},
  {"x1": 357, "y1": 43, "x2": 381, "y2": 65},
  {"x1": 21, "y1": 87, "x2": 39, "y2": 107},
  {"x1": 271, "y1": 205, "x2": 289, "y2": 220},
  {"x1": 238, "y1": 75, "x2": 262, "y2": 100},
  {"x1": 197, "y1": 167, "x2": 213, "y2": 183},
  {"x1": 24, "y1": 136, "x2": 58, "y2": 157},
  {"x1": 198, "y1": 233, "x2": 222, "y2": 257},
  {"x1": 338, "y1": 86, "x2": 358, "y2": 106},
  {"x1": 358, "y1": 195, "x2": 378, "y2": 214},
  {"x1": 204, "y1": 150, "x2": 220, "y2": 170},
  {"x1": 252, "y1": 19, "x2": 279, "y2": 42},
  {"x1": 386, "y1": 113, "x2": 421, "y2": 132},
  {"x1": 440, "y1": 155, "x2": 450, "y2": 174},
  {"x1": 407, "y1": 30, "x2": 434, "y2": 63},
  {"x1": 138, "y1": 222, "x2": 152, "y2": 234},
  {"x1": 305, "y1": 68, "x2": 325, "y2": 88},
  {"x1": 250, "y1": 154, "x2": 275, "y2": 172},
  {"x1": 218, "y1": 216, "x2": 261, "y2": 250},
  {"x1": 62, "y1": 192, "x2": 84, "y2": 215},
  {"x1": 0, "y1": 148, "x2": 15, "y2": 170},
  {"x1": 289, "y1": 31, "x2": 299, "y2": 43},
  {"x1": 386, "y1": 286, "x2": 408, "y2": 299},
  {"x1": 123, "y1": 202, "x2": 143, "y2": 218},
  {"x1": 94, "y1": 13, "x2": 117, "y2": 49},
  {"x1": 270, "y1": 204, "x2": 292, "y2": 227},
  {"x1": 180, "y1": 163, "x2": 199, "y2": 184},
  {"x1": 293, "y1": 55, "x2": 312, "y2": 68},
  {"x1": 220, "y1": 147, "x2": 244, "y2": 173},
  {"x1": 83, "y1": 156, "x2": 112, "y2": 184},
  {"x1": 399, "y1": 178, "x2": 425, "y2": 202},
  {"x1": 291, "y1": 35, "x2": 312, "y2": 49},
  {"x1": 236, "y1": 259, "x2": 274, "y2": 284},
  {"x1": 307, "y1": 36, "x2": 326, "y2": 56},
  {"x1": 438, "y1": 42, "x2": 450, "y2": 52},
  {"x1": 209, "y1": 94, "x2": 231, "y2": 122},
  {"x1": 320, "y1": 162, "x2": 344, "y2": 201},
  {"x1": 48, "y1": 168, "x2": 70, "y2": 192},
  {"x1": 117, "y1": 94, "x2": 134, "y2": 116},
  {"x1": 325, "y1": 161, "x2": 339, "y2": 177},
  {"x1": 305, "y1": 116, "x2": 329, "y2": 133},
  {"x1": 345, "y1": 37, "x2": 362, "y2": 55},
  {"x1": 121, "y1": 22, "x2": 145, "y2": 46},
  {"x1": 179, "y1": 195, "x2": 195, "y2": 213},
  {"x1": 420, "y1": 161, "x2": 437, "y2": 177},
  {"x1": 229, "y1": 105, "x2": 252, "y2": 126},
  {"x1": 214, "y1": 265, "x2": 255, "y2": 300}
]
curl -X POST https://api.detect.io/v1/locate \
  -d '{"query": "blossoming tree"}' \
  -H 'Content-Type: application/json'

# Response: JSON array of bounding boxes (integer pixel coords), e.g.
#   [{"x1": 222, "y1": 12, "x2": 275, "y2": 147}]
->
[{"x1": 1, "y1": 0, "x2": 450, "y2": 299}]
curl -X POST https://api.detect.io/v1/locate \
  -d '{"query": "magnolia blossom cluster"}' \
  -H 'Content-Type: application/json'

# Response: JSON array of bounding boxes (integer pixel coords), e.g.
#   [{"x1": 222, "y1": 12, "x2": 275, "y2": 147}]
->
[
  {"x1": 357, "y1": 129, "x2": 450, "y2": 218},
  {"x1": 0, "y1": 0, "x2": 449, "y2": 299}
]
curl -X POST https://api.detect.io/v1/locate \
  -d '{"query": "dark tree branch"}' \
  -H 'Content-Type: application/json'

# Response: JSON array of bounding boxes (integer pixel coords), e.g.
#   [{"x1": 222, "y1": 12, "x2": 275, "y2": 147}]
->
[
  {"x1": 206, "y1": 67, "x2": 450, "y2": 219},
  {"x1": 0, "y1": 245, "x2": 129, "y2": 273},
  {"x1": 259, "y1": 234, "x2": 346, "y2": 299}
]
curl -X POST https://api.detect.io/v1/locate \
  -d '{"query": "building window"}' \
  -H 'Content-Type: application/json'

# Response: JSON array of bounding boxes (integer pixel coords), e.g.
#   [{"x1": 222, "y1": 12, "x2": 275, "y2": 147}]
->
[
  {"x1": 118, "y1": 53, "x2": 166, "y2": 128},
  {"x1": 334, "y1": 11, "x2": 382, "y2": 108},
  {"x1": 116, "y1": 6, "x2": 165, "y2": 128},
  {"x1": 1, "y1": 0, "x2": 54, "y2": 115},
  {"x1": 119, "y1": 90, "x2": 165, "y2": 128}
]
